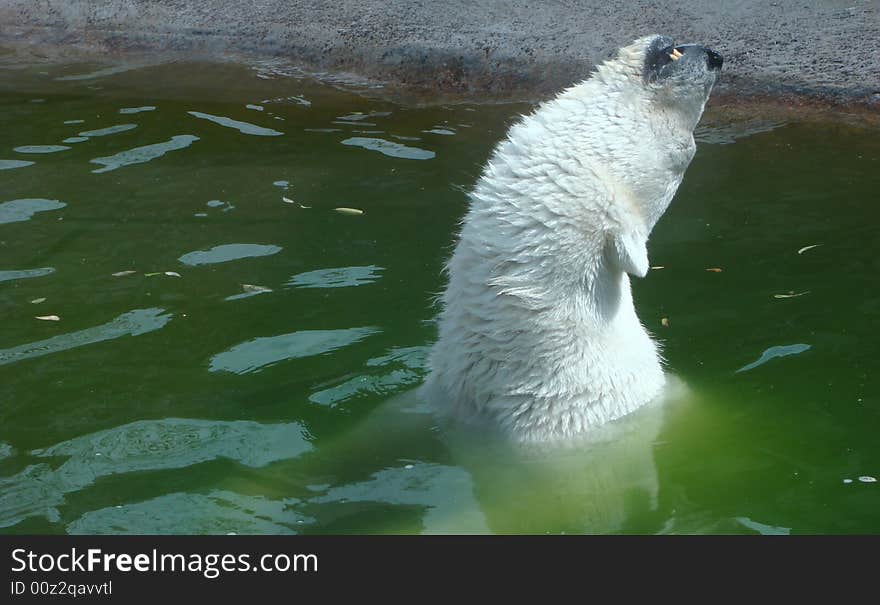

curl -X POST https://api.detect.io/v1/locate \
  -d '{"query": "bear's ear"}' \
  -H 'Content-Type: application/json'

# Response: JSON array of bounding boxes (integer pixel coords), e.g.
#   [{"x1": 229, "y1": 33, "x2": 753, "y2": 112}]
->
[{"x1": 605, "y1": 228, "x2": 649, "y2": 278}]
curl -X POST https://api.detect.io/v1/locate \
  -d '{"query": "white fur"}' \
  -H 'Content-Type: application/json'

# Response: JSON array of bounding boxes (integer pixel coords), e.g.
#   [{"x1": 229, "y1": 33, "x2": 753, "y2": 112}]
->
[{"x1": 424, "y1": 35, "x2": 716, "y2": 442}]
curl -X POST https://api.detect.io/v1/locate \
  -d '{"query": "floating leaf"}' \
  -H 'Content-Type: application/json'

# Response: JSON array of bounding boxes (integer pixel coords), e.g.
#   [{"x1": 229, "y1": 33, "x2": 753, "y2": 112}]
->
[
  {"x1": 112, "y1": 270, "x2": 136, "y2": 277},
  {"x1": 773, "y1": 291, "x2": 809, "y2": 299},
  {"x1": 798, "y1": 244, "x2": 822, "y2": 255},
  {"x1": 30, "y1": 297, "x2": 46, "y2": 304},
  {"x1": 705, "y1": 267, "x2": 723, "y2": 273},
  {"x1": 334, "y1": 207, "x2": 364, "y2": 215},
  {"x1": 661, "y1": 317, "x2": 669, "y2": 327},
  {"x1": 35, "y1": 315, "x2": 60, "y2": 321},
  {"x1": 164, "y1": 271, "x2": 181, "y2": 277}
]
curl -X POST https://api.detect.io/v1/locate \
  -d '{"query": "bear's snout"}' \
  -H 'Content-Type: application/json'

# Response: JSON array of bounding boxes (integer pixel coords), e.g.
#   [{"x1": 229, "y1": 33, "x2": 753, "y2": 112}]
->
[{"x1": 705, "y1": 48, "x2": 723, "y2": 71}]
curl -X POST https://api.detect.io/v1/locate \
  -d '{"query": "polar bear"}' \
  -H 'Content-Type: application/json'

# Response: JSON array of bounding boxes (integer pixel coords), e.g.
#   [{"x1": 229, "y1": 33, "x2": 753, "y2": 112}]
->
[{"x1": 424, "y1": 35, "x2": 723, "y2": 442}]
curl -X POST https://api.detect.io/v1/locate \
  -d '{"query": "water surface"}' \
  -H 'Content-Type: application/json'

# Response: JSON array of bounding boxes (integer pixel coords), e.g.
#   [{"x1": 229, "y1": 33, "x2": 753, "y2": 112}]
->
[{"x1": 1, "y1": 60, "x2": 878, "y2": 535}]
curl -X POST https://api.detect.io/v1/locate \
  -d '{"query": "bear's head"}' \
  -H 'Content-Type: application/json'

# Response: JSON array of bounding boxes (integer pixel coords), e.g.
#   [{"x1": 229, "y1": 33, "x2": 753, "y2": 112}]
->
[{"x1": 610, "y1": 34, "x2": 723, "y2": 130}]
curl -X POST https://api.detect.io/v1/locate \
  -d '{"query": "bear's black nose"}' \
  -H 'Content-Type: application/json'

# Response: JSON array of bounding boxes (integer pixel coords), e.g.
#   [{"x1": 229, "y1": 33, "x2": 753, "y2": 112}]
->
[{"x1": 706, "y1": 48, "x2": 723, "y2": 71}]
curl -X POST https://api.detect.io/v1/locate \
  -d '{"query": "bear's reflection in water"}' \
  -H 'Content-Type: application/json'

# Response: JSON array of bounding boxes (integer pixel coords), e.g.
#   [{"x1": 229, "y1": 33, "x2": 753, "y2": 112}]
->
[
  {"x1": 0, "y1": 382, "x2": 681, "y2": 534},
  {"x1": 300, "y1": 378, "x2": 686, "y2": 534}
]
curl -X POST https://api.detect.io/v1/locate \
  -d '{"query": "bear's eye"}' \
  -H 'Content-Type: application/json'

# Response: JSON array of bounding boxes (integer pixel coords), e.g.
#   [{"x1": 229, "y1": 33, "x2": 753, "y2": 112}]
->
[{"x1": 644, "y1": 44, "x2": 677, "y2": 80}]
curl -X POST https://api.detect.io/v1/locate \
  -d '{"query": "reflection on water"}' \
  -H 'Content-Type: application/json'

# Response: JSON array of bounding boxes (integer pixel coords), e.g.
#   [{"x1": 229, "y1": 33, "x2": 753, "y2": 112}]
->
[
  {"x1": 0, "y1": 418, "x2": 312, "y2": 528},
  {"x1": 209, "y1": 327, "x2": 380, "y2": 375},
  {"x1": 0, "y1": 267, "x2": 55, "y2": 283},
  {"x1": 0, "y1": 308, "x2": 172, "y2": 366},
  {"x1": 0, "y1": 198, "x2": 66, "y2": 225},
  {"x1": 0, "y1": 159, "x2": 34, "y2": 170},
  {"x1": 178, "y1": 243, "x2": 282, "y2": 266},
  {"x1": 54, "y1": 64, "x2": 145, "y2": 81},
  {"x1": 287, "y1": 265, "x2": 383, "y2": 289},
  {"x1": 308, "y1": 463, "x2": 489, "y2": 533},
  {"x1": 735, "y1": 344, "x2": 811, "y2": 374},
  {"x1": 309, "y1": 346, "x2": 427, "y2": 406},
  {"x1": 341, "y1": 137, "x2": 435, "y2": 160},
  {"x1": 68, "y1": 490, "x2": 313, "y2": 535},
  {"x1": 90, "y1": 135, "x2": 199, "y2": 173},
  {"x1": 119, "y1": 106, "x2": 155, "y2": 114},
  {"x1": 78, "y1": 124, "x2": 137, "y2": 137},
  {"x1": 187, "y1": 111, "x2": 283, "y2": 136},
  {"x1": 695, "y1": 117, "x2": 784, "y2": 145},
  {"x1": 14, "y1": 145, "x2": 70, "y2": 154}
]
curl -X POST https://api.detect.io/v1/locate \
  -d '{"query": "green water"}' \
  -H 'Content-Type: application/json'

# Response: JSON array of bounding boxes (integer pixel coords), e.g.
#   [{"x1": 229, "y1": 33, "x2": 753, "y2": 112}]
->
[{"x1": 1, "y1": 60, "x2": 878, "y2": 534}]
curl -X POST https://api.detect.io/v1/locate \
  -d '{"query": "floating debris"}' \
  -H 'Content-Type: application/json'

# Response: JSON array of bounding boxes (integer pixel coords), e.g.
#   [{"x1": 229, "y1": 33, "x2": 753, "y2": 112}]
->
[
  {"x1": 858, "y1": 476, "x2": 877, "y2": 483},
  {"x1": 30, "y1": 298, "x2": 46, "y2": 304},
  {"x1": 773, "y1": 291, "x2": 809, "y2": 299},
  {"x1": 661, "y1": 317, "x2": 669, "y2": 327},
  {"x1": 281, "y1": 197, "x2": 310, "y2": 208},
  {"x1": 843, "y1": 479, "x2": 853, "y2": 484},
  {"x1": 164, "y1": 271, "x2": 181, "y2": 278},
  {"x1": 334, "y1": 207, "x2": 364, "y2": 216},
  {"x1": 112, "y1": 270, "x2": 136, "y2": 277},
  {"x1": 35, "y1": 315, "x2": 60, "y2": 322},
  {"x1": 224, "y1": 283, "x2": 274, "y2": 301},
  {"x1": 797, "y1": 244, "x2": 822, "y2": 255},
  {"x1": 246, "y1": 104, "x2": 264, "y2": 111},
  {"x1": 705, "y1": 267, "x2": 723, "y2": 273},
  {"x1": 651, "y1": 266, "x2": 665, "y2": 270}
]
